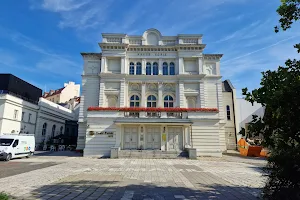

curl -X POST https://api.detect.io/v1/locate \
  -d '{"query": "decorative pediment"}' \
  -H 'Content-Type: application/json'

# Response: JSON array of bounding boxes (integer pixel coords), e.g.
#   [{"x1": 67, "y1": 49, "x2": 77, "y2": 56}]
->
[
  {"x1": 163, "y1": 83, "x2": 176, "y2": 92},
  {"x1": 129, "y1": 83, "x2": 140, "y2": 91},
  {"x1": 147, "y1": 83, "x2": 158, "y2": 91}
]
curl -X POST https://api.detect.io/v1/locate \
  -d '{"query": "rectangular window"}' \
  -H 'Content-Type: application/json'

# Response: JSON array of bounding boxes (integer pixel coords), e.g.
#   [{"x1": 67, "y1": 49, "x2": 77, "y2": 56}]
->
[
  {"x1": 21, "y1": 112, "x2": 25, "y2": 121},
  {"x1": 28, "y1": 113, "x2": 32, "y2": 123},
  {"x1": 226, "y1": 105, "x2": 231, "y2": 120},
  {"x1": 14, "y1": 110, "x2": 19, "y2": 120}
]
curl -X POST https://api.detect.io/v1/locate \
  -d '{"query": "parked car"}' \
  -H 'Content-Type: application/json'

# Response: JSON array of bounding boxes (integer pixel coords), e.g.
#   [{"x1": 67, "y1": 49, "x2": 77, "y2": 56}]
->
[{"x1": 0, "y1": 134, "x2": 35, "y2": 161}]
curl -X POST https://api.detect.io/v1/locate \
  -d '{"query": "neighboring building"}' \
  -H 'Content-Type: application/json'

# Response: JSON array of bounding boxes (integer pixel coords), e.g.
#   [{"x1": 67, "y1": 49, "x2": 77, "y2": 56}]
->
[
  {"x1": 222, "y1": 80, "x2": 239, "y2": 150},
  {"x1": 78, "y1": 28, "x2": 239, "y2": 157},
  {"x1": 0, "y1": 74, "x2": 77, "y2": 147},
  {"x1": 236, "y1": 98, "x2": 264, "y2": 140},
  {"x1": 43, "y1": 81, "x2": 80, "y2": 104}
]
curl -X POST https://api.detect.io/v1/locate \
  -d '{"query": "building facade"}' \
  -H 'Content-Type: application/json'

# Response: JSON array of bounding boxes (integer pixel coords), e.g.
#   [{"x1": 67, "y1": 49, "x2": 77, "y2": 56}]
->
[
  {"x1": 0, "y1": 74, "x2": 77, "y2": 148},
  {"x1": 43, "y1": 81, "x2": 80, "y2": 104},
  {"x1": 78, "y1": 29, "x2": 237, "y2": 157}
]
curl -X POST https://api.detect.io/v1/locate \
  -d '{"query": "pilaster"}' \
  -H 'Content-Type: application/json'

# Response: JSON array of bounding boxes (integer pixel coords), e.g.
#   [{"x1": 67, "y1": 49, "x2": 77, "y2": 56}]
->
[
  {"x1": 120, "y1": 80, "x2": 125, "y2": 107},
  {"x1": 178, "y1": 82, "x2": 185, "y2": 107},
  {"x1": 142, "y1": 59, "x2": 146, "y2": 75},
  {"x1": 99, "y1": 81, "x2": 105, "y2": 106},
  {"x1": 141, "y1": 82, "x2": 146, "y2": 107},
  {"x1": 178, "y1": 58, "x2": 184, "y2": 74},
  {"x1": 216, "y1": 61, "x2": 221, "y2": 75},
  {"x1": 216, "y1": 81, "x2": 224, "y2": 120},
  {"x1": 198, "y1": 57, "x2": 203, "y2": 74},
  {"x1": 199, "y1": 81, "x2": 205, "y2": 108},
  {"x1": 158, "y1": 82, "x2": 163, "y2": 107},
  {"x1": 101, "y1": 57, "x2": 106, "y2": 73},
  {"x1": 159, "y1": 58, "x2": 163, "y2": 75},
  {"x1": 121, "y1": 57, "x2": 125, "y2": 74}
]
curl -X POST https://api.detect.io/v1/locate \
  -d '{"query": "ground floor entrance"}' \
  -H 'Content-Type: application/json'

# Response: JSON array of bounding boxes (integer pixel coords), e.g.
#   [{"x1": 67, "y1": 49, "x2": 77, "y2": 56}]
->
[{"x1": 120, "y1": 125, "x2": 189, "y2": 151}]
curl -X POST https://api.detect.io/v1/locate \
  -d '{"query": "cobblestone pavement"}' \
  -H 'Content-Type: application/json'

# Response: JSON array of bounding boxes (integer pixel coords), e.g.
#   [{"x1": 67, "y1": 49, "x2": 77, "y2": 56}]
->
[{"x1": 0, "y1": 153, "x2": 267, "y2": 200}]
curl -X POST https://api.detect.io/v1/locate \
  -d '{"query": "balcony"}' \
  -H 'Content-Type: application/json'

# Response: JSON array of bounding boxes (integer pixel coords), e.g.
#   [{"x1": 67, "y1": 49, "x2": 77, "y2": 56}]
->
[{"x1": 87, "y1": 107, "x2": 219, "y2": 120}]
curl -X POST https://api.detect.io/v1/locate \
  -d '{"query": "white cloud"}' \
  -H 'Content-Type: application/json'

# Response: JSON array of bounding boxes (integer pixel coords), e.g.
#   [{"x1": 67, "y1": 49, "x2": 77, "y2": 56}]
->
[{"x1": 42, "y1": 0, "x2": 89, "y2": 12}]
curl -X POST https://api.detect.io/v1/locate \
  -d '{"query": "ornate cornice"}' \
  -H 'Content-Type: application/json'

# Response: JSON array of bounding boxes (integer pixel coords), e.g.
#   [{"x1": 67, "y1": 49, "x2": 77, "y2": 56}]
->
[
  {"x1": 80, "y1": 53, "x2": 102, "y2": 59},
  {"x1": 203, "y1": 54, "x2": 223, "y2": 60}
]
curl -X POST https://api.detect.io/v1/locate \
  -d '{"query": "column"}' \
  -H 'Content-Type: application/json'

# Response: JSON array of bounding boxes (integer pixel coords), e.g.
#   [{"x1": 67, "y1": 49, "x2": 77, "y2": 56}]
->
[
  {"x1": 178, "y1": 58, "x2": 184, "y2": 74},
  {"x1": 158, "y1": 82, "x2": 163, "y2": 107},
  {"x1": 216, "y1": 61, "x2": 221, "y2": 75},
  {"x1": 99, "y1": 81, "x2": 105, "y2": 106},
  {"x1": 216, "y1": 81, "x2": 224, "y2": 120},
  {"x1": 199, "y1": 81, "x2": 205, "y2": 108},
  {"x1": 142, "y1": 59, "x2": 146, "y2": 75},
  {"x1": 178, "y1": 82, "x2": 185, "y2": 107},
  {"x1": 119, "y1": 80, "x2": 125, "y2": 107},
  {"x1": 141, "y1": 82, "x2": 146, "y2": 107},
  {"x1": 159, "y1": 58, "x2": 163, "y2": 75},
  {"x1": 101, "y1": 57, "x2": 106, "y2": 73},
  {"x1": 121, "y1": 57, "x2": 125, "y2": 74},
  {"x1": 198, "y1": 57, "x2": 203, "y2": 74}
]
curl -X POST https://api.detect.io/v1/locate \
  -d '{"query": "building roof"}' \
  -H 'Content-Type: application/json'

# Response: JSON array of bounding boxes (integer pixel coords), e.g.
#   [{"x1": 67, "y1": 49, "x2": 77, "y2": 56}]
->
[
  {"x1": 43, "y1": 87, "x2": 64, "y2": 98},
  {"x1": 222, "y1": 80, "x2": 235, "y2": 92}
]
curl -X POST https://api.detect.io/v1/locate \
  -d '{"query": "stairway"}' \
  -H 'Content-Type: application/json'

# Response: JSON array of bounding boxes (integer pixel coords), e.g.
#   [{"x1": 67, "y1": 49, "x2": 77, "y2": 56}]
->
[{"x1": 118, "y1": 150, "x2": 188, "y2": 159}]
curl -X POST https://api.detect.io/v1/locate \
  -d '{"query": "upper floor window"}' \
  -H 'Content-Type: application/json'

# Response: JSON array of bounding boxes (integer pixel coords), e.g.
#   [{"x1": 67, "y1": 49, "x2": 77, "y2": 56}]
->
[
  {"x1": 146, "y1": 62, "x2": 151, "y2": 75},
  {"x1": 153, "y1": 62, "x2": 158, "y2": 75},
  {"x1": 13, "y1": 110, "x2": 18, "y2": 120},
  {"x1": 147, "y1": 95, "x2": 157, "y2": 107},
  {"x1": 226, "y1": 105, "x2": 231, "y2": 120},
  {"x1": 170, "y1": 62, "x2": 175, "y2": 75},
  {"x1": 130, "y1": 95, "x2": 140, "y2": 107},
  {"x1": 136, "y1": 62, "x2": 142, "y2": 75},
  {"x1": 129, "y1": 62, "x2": 135, "y2": 75},
  {"x1": 163, "y1": 62, "x2": 168, "y2": 75},
  {"x1": 164, "y1": 95, "x2": 174, "y2": 108},
  {"x1": 42, "y1": 123, "x2": 47, "y2": 136},
  {"x1": 21, "y1": 112, "x2": 25, "y2": 121},
  {"x1": 52, "y1": 125, "x2": 56, "y2": 138},
  {"x1": 28, "y1": 113, "x2": 32, "y2": 123}
]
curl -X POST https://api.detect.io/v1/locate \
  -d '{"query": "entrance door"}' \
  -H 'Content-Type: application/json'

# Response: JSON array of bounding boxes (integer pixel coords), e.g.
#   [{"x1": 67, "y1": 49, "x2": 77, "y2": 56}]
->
[
  {"x1": 123, "y1": 127, "x2": 138, "y2": 149},
  {"x1": 146, "y1": 127, "x2": 161, "y2": 150},
  {"x1": 168, "y1": 127, "x2": 183, "y2": 151}
]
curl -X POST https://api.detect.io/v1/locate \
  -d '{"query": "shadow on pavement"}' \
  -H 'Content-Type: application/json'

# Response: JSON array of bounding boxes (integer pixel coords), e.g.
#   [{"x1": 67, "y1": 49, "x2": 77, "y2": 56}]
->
[
  {"x1": 33, "y1": 151, "x2": 83, "y2": 157},
  {"x1": 9, "y1": 180, "x2": 262, "y2": 200}
]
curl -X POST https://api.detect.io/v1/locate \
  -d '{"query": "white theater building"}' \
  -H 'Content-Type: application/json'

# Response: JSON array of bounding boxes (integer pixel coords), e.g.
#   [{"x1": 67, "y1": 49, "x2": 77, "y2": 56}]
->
[{"x1": 77, "y1": 29, "x2": 238, "y2": 157}]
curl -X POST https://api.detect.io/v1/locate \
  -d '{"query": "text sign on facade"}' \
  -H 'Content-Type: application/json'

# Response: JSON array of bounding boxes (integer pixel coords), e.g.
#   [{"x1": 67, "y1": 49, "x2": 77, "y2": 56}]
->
[
  {"x1": 89, "y1": 131, "x2": 114, "y2": 137},
  {"x1": 137, "y1": 53, "x2": 167, "y2": 57}
]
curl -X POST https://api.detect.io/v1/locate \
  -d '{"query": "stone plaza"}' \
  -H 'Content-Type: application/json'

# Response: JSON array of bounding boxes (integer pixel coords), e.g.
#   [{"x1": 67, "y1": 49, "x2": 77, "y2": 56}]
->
[{"x1": 0, "y1": 152, "x2": 266, "y2": 200}]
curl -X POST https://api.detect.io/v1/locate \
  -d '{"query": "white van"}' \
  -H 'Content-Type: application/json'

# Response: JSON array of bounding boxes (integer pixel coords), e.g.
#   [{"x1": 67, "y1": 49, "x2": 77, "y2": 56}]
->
[{"x1": 0, "y1": 134, "x2": 35, "y2": 161}]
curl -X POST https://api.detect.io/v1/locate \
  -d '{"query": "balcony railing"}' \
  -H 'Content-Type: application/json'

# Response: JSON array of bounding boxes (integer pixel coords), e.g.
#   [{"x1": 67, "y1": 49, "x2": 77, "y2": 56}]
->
[
  {"x1": 146, "y1": 112, "x2": 161, "y2": 118},
  {"x1": 167, "y1": 112, "x2": 182, "y2": 118},
  {"x1": 124, "y1": 112, "x2": 139, "y2": 118}
]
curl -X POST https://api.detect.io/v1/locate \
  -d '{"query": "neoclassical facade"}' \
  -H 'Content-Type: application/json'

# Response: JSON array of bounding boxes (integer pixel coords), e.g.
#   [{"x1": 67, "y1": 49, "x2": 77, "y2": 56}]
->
[{"x1": 77, "y1": 29, "x2": 238, "y2": 157}]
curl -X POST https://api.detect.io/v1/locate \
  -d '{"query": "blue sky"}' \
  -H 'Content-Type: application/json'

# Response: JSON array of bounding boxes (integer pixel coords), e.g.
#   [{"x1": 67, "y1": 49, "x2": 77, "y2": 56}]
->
[{"x1": 0, "y1": 0, "x2": 300, "y2": 97}]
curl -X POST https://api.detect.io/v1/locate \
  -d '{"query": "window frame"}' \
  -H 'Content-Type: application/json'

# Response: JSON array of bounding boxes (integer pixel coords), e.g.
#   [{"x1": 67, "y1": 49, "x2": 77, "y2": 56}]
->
[
  {"x1": 42, "y1": 123, "x2": 47, "y2": 136},
  {"x1": 146, "y1": 62, "x2": 152, "y2": 75},
  {"x1": 163, "y1": 62, "x2": 168, "y2": 75},
  {"x1": 13, "y1": 110, "x2": 18, "y2": 120},
  {"x1": 170, "y1": 62, "x2": 175, "y2": 75},
  {"x1": 130, "y1": 95, "x2": 140, "y2": 107},
  {"x1": 52, "y1": 125, "x2": 56, "y2": 138},
  {"x1": 129, "y1": 62, "x2": 135, "y2": 75},
  {"x1": 136, "y1": 62, "x2": 142, "y2": 75},
  {"x1": 153, "y1": 62, "x2": 159, "y2": 75},
  {"x1": 164, "y1": 95, "x2": 174, "y2": 108},
  {"x1": 147, "y1": 95, "x2": 157, "y2": 108}
]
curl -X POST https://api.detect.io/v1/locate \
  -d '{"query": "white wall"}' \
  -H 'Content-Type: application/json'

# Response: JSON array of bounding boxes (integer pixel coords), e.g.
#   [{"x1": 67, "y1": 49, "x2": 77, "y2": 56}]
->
[
  {"x1": 60, "y1": 82, "x2": 80, "y2": 103},
  {"x1": 0, "y1": 94, "x2": 38, "y2": 135}
]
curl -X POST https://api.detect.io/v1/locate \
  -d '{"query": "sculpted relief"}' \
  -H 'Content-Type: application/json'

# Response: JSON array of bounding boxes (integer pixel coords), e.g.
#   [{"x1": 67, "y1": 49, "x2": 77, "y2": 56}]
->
[{"x1": 205, "y1": 63, "x2": 216, "y2": 75}]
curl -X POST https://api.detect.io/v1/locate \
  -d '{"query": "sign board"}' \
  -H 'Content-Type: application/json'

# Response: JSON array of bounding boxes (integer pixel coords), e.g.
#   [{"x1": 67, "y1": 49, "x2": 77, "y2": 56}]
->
[{"x1": 89, "y1": 131, "x2": 114, "y2": 137}]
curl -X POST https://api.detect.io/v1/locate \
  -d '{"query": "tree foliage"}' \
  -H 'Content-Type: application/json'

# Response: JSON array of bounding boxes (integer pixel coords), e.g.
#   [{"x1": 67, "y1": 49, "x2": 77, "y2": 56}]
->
[{"x1": 242, "y1": 0, "x2": 300, "y2": 199}]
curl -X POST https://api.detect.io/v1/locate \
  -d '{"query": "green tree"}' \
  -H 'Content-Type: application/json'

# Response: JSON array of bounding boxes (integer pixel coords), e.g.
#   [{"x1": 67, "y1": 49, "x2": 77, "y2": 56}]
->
[{"x1": 242, "y1": 1, "x2": 300, "y2": 199}]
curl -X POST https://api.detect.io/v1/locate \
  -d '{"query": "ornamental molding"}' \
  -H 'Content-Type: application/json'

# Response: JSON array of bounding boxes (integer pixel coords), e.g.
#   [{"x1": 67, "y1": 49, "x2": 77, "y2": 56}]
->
[
  {"x1": 146, "y1": 83, "x2": 158, "y2": 91},
  {"x1": 163, "y1": 83, "x2": 176, "y2": 92},
  {"x1": 203, "y1": 54, "x2": 223, "y2": 60},
  {"x1": 81, "y1": 53, "x2": 102, "y2": 59},
  {"x1": 129, "y1": 83, "x2": 141, "y2": 91}
]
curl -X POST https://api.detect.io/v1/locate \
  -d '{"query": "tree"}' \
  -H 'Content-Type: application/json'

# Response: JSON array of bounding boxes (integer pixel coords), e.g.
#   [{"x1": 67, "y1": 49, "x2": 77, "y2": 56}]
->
[{"x1": 242, "y1": 1, "x2": 300, "y2": 199}]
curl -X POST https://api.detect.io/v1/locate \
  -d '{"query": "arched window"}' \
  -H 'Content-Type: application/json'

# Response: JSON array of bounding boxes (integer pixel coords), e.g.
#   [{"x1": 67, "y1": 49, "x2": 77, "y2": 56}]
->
[
  {"x1": 42, "y1": 123, "x2": 47, "y2": 136},
  {"x1": 51, "y1": 125, "x2": 56, "y2": 138},
  {"x1": 60, "y1": 126, "x2": 63, "y2": 135},
  {"x1": 163, "y1": 62, "x2": 168, "y2": 75},
  {"x1": 170, "y1": 62, "x2": 175, "y2": 75},
  {"x1": 226, "y1": 105, "x2": 231, "y2": 120},
  {"x1": 146, "y1": 62, "x2": 151, "y2": 75},
  {"x1": 130, "y1": 95, "x2": 140, "y2": 107},
  {"x1": 136, "y1": 62, "x2": 142, "y2": 75},
  {"x1": 129, "y1": 62, "x2": 135, "y2": 75},
  {"x1": 147, "y1": 95, "x2": 157, "y2": 107},
  {"x1": 153, "y1": 62, "x2": 158, "y2": 75},
  {"x1": 164, "y1": 95, "x2": 174, "y2": 108},
  {"x1": 187, "y1": 98, "x2": 196, "y2": 108}
]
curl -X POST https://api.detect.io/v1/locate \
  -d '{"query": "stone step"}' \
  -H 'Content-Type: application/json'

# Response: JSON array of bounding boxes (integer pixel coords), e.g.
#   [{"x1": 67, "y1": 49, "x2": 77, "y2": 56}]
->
[{"x1": 118, "y1": 150, "x2": 188, "y2": 159}]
